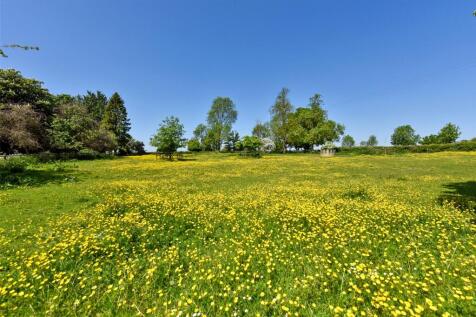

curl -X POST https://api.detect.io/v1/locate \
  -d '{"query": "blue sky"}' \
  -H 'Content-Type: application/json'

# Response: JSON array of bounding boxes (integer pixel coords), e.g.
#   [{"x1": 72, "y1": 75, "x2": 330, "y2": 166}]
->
[{"x1": 1, "y1": 0, "x2": 475, "y2": 149}]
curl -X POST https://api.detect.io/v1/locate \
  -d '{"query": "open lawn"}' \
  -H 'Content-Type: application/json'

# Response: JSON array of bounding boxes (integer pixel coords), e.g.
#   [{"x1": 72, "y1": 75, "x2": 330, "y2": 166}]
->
[{"x1": 0, "y1": 153, "x2": 475, "y2": 316}]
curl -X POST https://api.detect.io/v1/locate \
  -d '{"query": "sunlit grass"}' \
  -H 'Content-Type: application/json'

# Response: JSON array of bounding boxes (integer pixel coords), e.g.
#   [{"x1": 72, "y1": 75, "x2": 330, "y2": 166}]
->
[{"x1": 0, "y1": 153, "x2": 475, "y2": 316}]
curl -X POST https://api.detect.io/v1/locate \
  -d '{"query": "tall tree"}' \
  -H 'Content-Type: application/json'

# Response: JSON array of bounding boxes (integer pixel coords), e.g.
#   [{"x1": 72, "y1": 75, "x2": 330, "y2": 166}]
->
[
  {"x1": 270, "y1": 88, "x2": 293, "y2": 153},
  {"x1": 252, "y1": 121, "x2": 271, "y2": 139},
  {"x1": 101, "y1": 93, "x2": 131, "y2": 154},
  {"x1": 206, "y1": 97, "x2": 237, "y2": 151},
  {"x1": 81, "y1": 91, "x2": 108, "y2": 122},
  {"x1": 193, "y1": 123, "x2": 208, "y2": 149},
  {"x1": 391, "y1": 125, "x2": 420, "y2": 146},
  {"x1": 150, "y1": 116, "x2": 185, "y2": 159},
  {"x1": 287, "y1": 94, "x2": 343, "y2": 151}
]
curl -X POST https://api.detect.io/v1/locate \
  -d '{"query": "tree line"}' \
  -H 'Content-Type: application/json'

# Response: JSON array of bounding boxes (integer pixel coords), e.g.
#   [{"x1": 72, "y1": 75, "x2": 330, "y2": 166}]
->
[
  {"x1": 151, "y1": 88, "x2": 345, "y2": 156},
  {"x1": 0, "y1": 69, "x2": 144, "y2": 156}
]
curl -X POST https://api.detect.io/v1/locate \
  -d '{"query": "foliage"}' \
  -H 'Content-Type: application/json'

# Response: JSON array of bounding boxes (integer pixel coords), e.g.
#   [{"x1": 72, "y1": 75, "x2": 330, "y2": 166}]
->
[
  {"x1": 49, "y1": 103, "x2": 96, "y2": 152},
  {"x1": 260, "y1": 137, "x2": 275, "y2": 153},
  {"x1": 83, "y1": 128, "x2": 118, "y2": 153},
  {"x1": 0, "y1": 104, "x2": 46, "y2": 154},
  {"x1": 367, "y1": 135, "x2": 378, "y2": 146},
  {"x1": 192, "y1": 123, "x2": 208, "y2": 150},
  {"x1": 206, "y1": 97, "x2": 238, "y2": 151},
  {"x1": 0, "y1": 69, "x2": 52, "y2": 115},
  {"x1": 0, "y1": 156, "x2": 31, "y2": 173},
  {"x1": 187, "y1": 138, "x2": 202, "y2": 152},
  {"x1": 224, "y1": 131, "x2": 240, "y2": 152},
  {"x1": 252, "y1": 121, "x2": 271, "y2": 139},
  {"x1": 270, "y1": 88, "x2": 293, "y2": 152},
  {"x1": 0, "y1": 44, "x2": 39, "y2": 58},
  {"x1": 420, "y1": 134, "x2": 440, "y2": 145},
  {"x1": 339, "y1": 140, "x2": 476, "y2": 155},
  {"x1": 81, "y1": 91, "x2": 108, "y2": 122},
  {"x1": 101, "y1": 93, "x2": 131, "y2": 154},
  {"x1": 391, "y1": 125, "x2": 420, "y2": 146},
  {"x1": 125, "y1": 139, "x2": 146, "y2": 155},
  {"x1": 341, "y1": 135, "x2": 355, "y2": 147},
  {"x1": 437, "y1": 122, "x2": 460, "y2": 144},
  {"x1": 150, "y1": 116, "x2": 185, "y2": 159},
  {"x1": 421, "y1": 123, "x2": 461, "y2": 145},
  {"x1": 1, "y1": 153, "x2": 475, "y2": 315}
]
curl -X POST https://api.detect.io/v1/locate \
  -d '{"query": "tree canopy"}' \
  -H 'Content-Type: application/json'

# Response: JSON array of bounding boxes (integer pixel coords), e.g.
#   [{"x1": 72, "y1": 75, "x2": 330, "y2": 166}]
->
[
  {"x1": 150, "y1": 116, "x2": 185, "y2": 159},
  {"x1": 206, "y1": 97, "x2": 237, "y2": 151},
  {"x1": 391, "y1": 125, "x2": 420, "y2": 146}
]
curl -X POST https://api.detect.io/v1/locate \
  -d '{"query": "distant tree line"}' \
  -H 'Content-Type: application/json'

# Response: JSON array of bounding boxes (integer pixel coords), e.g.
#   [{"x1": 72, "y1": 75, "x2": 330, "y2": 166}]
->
[
  {"x1": 0, "y1": 69, "x2": 144, "y2": 156},
  {"x1": 150, "y1": 88, "x2": 345, "y2": 157},
  {"x1": 341, "y1": 123, "x2": 464, "y2": 149}
]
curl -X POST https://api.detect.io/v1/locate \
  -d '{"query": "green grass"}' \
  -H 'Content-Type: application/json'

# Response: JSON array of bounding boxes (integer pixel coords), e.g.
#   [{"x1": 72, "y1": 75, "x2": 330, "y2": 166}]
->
[{"x1": 0, "y1": 152, "x2": 475, "y2": 316}]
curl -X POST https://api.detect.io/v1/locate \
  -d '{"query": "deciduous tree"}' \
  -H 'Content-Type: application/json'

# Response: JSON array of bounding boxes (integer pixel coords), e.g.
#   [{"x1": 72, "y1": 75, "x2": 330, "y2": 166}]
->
[{"x1": 150, "y1": 116, "x2": 185, "y2": 159}]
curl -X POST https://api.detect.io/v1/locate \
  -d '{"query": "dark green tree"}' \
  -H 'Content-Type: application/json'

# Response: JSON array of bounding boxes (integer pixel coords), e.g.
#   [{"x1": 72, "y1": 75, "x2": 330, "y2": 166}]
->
[
  {"x1": 0, "y1": 69, "x2": 52, "y2": 115},
  {"x1": 101, "y1": 92, "x2": 131, "y2": 154},
  {"x1": 150, "y1": 116, "x2": 185, "y2": 159},
  {"x1": 81, "y1": 91, "x2": 108, "y2": 122},
  {"x1": 206, "y1": 97, "x2": 237, "y2": 151},
  {"x1": 391, "y1": 125, "x2": 420, "y2": 146}
]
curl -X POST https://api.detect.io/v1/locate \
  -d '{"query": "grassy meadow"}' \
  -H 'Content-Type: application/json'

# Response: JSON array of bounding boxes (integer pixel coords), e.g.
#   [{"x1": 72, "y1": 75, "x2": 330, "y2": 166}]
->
[{"x1": 0, "y1": 152, "x2": 475, "y2": 316}]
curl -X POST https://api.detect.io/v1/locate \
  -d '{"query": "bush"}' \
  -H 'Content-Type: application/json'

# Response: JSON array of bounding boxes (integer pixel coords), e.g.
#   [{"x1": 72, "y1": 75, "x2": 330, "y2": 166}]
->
[
  {"x1": 0, "y1": 156, "x2": 36, "y2": 173},
  {"x1": 77, "y1": 149, "x2": 101, "y2": 160}
]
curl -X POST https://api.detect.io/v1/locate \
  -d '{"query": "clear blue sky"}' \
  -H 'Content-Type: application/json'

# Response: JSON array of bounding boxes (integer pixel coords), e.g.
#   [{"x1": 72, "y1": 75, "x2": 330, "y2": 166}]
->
[{"x1": 1, "y1": 0, "x2": 475, "y2": 149}]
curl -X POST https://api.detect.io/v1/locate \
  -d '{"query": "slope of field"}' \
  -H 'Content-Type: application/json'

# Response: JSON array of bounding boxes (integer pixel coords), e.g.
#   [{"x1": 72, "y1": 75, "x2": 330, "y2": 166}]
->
[{"x1": 1, "y1": 153, "x2": 475, "y2": 316}]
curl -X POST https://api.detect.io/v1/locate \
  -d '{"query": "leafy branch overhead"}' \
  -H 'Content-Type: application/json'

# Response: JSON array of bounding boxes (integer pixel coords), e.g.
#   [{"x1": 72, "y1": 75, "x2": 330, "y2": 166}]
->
[{"x1": 0, "y1": 44, "x2": 39, "y2": 58}]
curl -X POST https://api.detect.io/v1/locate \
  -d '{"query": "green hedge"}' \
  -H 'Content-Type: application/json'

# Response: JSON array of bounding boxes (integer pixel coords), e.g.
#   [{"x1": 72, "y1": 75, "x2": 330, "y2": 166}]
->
[{"x1": 337, "y1": 141, "x2": 476, "y2": 155}]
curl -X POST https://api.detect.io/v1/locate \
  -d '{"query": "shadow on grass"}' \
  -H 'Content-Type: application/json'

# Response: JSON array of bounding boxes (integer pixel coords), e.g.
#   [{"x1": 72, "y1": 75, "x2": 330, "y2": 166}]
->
[
  {"x1": 0, "y1": 168, "x2": 80, "y2": 189},
  {"x1": 438, "y1": 181, "x2": 476, "y2": 212}
]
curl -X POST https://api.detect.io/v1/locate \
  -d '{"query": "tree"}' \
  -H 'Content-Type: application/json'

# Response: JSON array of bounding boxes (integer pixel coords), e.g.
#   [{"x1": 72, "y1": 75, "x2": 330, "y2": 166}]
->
[
  {"x1": 420, "y1": 134, "x2": 440, "y2": 145},
  {"x1": 83, "y1": 128, "x2": 118, "y2": 153},
  {"x1": 0, "y1": 69, "x2": 52, "y2": 115},
  {"x1": 187, "y1": 138, "x2": 202, "y2": 152},
  {"x1": 341, "y1": 135, "x2": 355, "y2": 147},
  {"x1": 437, "y1": 123, "x2": 460, "y2": 144},
  {"x1": 150, "y1": 116, "x2": 185, "y2": 160},
  {"x1": 391, "y1": 125, "x2": 419, "y2": 146},
  {"x1": 49, "y1": 103, "x2": 96, "y2": 152},
  {"x1": 239, "y1": 136, "x2": 263, "y2": 152},
  {"x1": 192, "y1": 123, "x2": 208, "y2": 150},
  {"x1": 367, "y1": 135, "x2": 378, "y2": 147},
  {"x1": 286, "y1": 94, "x2": 344, "y2": 151},
  {"x1": 270, "y1": 88, "x2": 293, "y2": 153},
  {"x1": 0, "y1": 104, "x2": 45, "y2": 154},
  {"x1": 101, "y1": 92, "x2": 131, "y2": 154},
  {"x1": 224, "y1": 131, "x2": 240, "y2": 152},
  {"x1": 206, "y1": 97, "x2": 238, "y2": 151},
  {"x1": 252, "y1": 121, "x2": 271, "y2": 139},
  {"x1": 81, "y1": 91, "x2": 108, "y2": 122}
]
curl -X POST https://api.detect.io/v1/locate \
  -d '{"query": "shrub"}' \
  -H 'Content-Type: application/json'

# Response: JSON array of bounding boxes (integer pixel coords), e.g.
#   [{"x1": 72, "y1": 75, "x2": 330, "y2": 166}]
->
[{"x1": 0, "y1": 156, "x2": 36, "y2": 173}]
